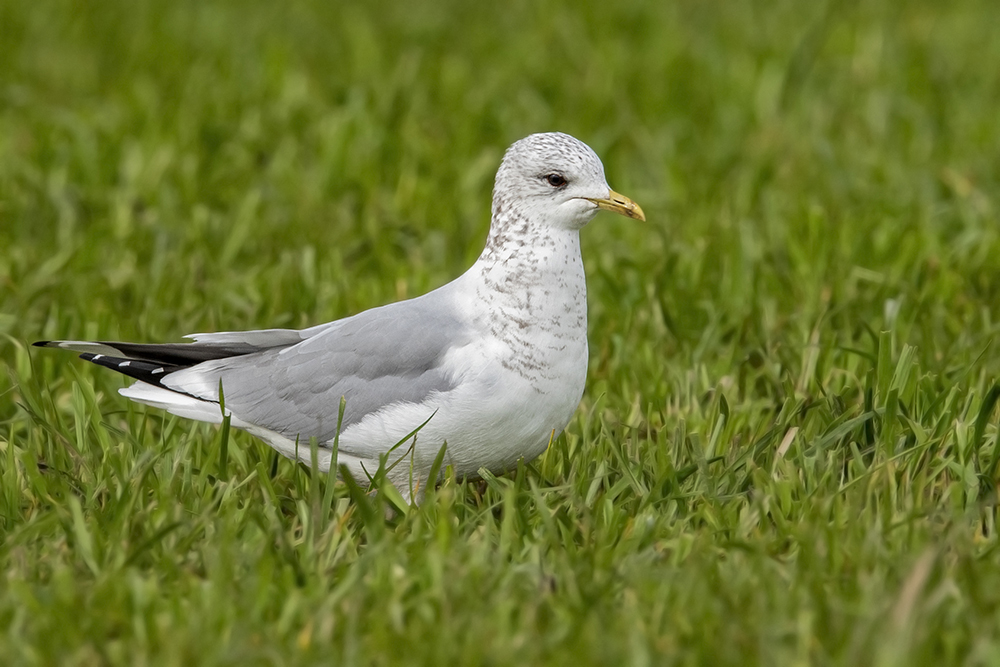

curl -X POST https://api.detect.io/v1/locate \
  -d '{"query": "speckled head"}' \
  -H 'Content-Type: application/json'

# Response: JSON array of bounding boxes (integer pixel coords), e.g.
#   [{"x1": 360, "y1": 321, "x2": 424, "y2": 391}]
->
[{"x1": 491, "y1": 132, "x2": 644, "y2": 233}]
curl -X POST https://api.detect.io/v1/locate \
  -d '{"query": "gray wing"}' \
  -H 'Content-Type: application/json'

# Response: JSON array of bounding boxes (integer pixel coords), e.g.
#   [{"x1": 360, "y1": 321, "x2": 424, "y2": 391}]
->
[{"x1": 166, "y1": 297, "x2": 471, "y2": 443}]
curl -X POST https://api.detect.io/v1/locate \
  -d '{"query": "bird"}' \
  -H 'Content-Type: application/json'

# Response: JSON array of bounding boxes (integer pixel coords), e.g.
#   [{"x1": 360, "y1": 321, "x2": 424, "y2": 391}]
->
[{"x1": 34, "y1": 132, "x2": 644, "y2": 504}]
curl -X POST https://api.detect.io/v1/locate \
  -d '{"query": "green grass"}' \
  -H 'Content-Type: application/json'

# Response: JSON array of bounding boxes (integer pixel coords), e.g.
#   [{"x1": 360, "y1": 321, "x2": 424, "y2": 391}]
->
[{"x1": 3, "y1": 0, "x2": 1000, "y2": 664}]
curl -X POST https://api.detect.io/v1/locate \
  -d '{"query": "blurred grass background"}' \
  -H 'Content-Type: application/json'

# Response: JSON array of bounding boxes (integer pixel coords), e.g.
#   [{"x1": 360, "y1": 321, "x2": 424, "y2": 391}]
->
[{"x1": 2, "y1": 0, "x2": 1000, "y2": 664}]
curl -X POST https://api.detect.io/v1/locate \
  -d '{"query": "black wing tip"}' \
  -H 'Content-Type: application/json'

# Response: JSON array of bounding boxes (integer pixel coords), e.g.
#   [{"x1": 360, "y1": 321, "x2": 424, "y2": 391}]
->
[
  {"x1": 78, "y1": 352, "x2": 178, "y2": 387},
  {"x1": 33, "y1": 340, "x2": 53, "y2": 347}
]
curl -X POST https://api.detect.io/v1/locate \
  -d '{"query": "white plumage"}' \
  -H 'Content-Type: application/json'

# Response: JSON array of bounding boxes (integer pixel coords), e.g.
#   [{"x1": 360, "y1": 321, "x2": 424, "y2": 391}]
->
[{"x1": 36, "y1": 132, "x2": 644, "y2": 503}]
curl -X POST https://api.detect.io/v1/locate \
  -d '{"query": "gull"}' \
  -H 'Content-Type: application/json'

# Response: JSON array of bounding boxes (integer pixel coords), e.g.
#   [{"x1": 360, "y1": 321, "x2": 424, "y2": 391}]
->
[{"x1": 35, "y1": 132, "x2": 644, "y2": 503}]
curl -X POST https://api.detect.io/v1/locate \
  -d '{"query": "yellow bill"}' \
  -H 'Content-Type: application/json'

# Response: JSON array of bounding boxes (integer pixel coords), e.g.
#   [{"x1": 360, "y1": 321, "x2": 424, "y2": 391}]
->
[{"x1": 585, "y1": 189, "x2": 646, "y2": 221}]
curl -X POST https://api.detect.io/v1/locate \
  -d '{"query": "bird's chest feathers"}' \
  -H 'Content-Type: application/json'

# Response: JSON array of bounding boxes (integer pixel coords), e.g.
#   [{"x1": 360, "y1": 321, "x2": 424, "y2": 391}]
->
[{"x1": 472, "y1": 235, "x2": 589, "y2": 389}]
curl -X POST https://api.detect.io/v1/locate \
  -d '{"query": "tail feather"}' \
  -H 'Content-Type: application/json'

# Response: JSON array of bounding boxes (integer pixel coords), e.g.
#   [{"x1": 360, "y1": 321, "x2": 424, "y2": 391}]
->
[
  {"x1": 34, "y1": 335, "x2": 297, "y2": 404},
  {"x1": 33, "y1": 338, "x2": 264, "y2": 398},
  {"x1": 33, "y1": 340, "x2": 258, "y2": 366},
  {"x1": 34, "y1": 335, "x2": 296, "y2": 427}
]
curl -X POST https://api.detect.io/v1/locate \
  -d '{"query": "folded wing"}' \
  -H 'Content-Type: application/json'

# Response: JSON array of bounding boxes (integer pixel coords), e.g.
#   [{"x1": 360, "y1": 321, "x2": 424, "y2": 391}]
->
[{"x1": 38, "y1": 297, "x2": 470, "y2": 446}]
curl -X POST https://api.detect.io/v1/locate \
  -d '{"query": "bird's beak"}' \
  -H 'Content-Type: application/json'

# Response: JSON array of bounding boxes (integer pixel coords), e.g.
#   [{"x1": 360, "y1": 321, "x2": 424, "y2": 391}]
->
[{"x1": 584, "y1": 190, "x2": 646, "y2": 221}]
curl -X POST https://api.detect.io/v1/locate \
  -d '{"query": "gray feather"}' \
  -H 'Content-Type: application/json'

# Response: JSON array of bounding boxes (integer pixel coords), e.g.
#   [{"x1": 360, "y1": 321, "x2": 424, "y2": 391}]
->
[{"x1": 178, "y1": 296, "x2": 469, "y2": 442}]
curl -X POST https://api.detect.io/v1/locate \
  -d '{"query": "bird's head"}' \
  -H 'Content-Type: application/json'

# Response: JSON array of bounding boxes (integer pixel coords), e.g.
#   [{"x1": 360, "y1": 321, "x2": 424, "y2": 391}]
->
[{"x1": 492, "y1": 132, "x2": 644, "y2": 232}]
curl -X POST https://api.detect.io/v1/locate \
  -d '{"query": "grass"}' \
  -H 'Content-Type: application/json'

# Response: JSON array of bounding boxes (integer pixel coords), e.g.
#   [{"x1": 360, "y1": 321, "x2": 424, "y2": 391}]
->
[{"x1": 2, "y1": 0, "x2": 1000, "y2": 663}]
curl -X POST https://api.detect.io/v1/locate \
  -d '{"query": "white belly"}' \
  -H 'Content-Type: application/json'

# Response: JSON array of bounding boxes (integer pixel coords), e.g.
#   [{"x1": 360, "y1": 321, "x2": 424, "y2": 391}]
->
[
  {"x1": 334, "y1": 328, "x2": 587, "y2": 480},
  {"x1": 231, "y1": 324, "x2": 588, "y2": 501}
]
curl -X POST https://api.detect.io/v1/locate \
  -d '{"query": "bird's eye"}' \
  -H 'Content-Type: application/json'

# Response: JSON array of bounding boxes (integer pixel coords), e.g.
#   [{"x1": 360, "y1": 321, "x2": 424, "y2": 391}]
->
[{"x1": 545, "y1": 173, "x2": 567, "y2": 187}]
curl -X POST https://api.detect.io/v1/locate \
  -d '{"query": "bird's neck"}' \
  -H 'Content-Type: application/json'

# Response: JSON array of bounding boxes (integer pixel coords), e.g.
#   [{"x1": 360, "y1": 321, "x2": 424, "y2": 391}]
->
[
  {"x1": 465, "y1": 217, "x2": 587, "y2": 332},
  {"x1": 447, "y1": 212, "x2": 589, "y2": 387},
  {"x1": 480, "y1": 214, "x2": 582, "y2": 281}
]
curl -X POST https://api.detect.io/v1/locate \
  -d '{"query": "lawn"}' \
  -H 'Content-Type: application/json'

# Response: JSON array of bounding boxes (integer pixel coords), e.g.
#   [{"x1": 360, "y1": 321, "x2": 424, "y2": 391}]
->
[{"x1": 2, "y1": 0, "x2": 1000, "y2": 664}]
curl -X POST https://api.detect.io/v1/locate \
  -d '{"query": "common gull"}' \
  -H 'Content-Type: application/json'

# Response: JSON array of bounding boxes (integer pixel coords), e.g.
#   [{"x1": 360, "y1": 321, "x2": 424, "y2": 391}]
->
[{"x1": 35, "y1": 132, "x2": 645, "y2": 503}]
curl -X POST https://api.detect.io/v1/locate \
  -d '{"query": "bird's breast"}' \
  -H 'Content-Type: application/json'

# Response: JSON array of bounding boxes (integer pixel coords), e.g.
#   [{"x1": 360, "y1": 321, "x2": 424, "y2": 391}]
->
[{"x1": 473, "y1": 258, "x2": 588, "y2": 388}]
